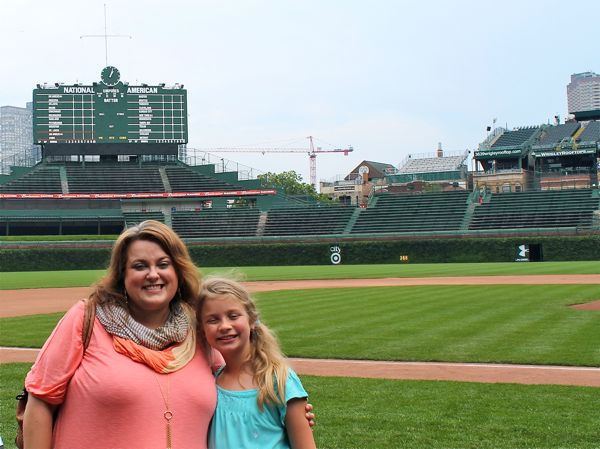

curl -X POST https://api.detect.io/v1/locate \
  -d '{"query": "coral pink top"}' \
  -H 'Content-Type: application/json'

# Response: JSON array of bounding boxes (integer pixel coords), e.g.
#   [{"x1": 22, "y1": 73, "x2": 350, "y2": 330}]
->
[{"x1": 26, "y1": 301, "x2": 217, "y2": 449}]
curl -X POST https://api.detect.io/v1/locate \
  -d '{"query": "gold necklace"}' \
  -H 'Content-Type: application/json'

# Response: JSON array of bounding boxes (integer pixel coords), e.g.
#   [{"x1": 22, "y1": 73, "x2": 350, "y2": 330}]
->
[{"x1": 154, "y1": 373, "x2": 173, "y2": 449}]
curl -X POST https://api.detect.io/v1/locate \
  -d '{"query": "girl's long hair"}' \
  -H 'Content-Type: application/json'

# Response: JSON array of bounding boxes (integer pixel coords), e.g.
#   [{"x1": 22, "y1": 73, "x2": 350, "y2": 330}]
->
[{"x1": 198, "y1": 276, "x2": 288, "y2": 409}]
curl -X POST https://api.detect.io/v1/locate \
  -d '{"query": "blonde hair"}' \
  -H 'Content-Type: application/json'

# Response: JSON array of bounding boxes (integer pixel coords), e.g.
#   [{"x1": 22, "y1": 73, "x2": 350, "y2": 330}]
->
[
  {"x1": 198, "y1": 276, "x2": 288, "y2": 410},
  {"x1": 90, "y1": 220, "x2": 200, "y2": 308}
]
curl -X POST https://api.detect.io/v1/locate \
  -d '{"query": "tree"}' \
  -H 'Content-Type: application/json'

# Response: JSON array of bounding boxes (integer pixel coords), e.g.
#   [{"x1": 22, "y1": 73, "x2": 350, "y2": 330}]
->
[
  {"x1": 257, "y1": 170, "x2": 331, "y2": 202},
  {"x1": 257, "y1": 171, "x2": 316, "y2": 195}
]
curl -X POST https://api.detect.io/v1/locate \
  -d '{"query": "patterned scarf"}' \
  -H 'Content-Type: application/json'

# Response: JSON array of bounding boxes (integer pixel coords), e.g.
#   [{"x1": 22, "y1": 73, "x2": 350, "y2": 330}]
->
[{"x1": 96, "y1": 300, "x2": 196, "y2": 373}]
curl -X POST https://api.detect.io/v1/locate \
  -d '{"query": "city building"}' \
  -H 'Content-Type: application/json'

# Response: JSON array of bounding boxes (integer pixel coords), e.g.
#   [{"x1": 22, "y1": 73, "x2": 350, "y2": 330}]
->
[
  {"x1": 320, "y1": 160, "x2": 394, "y2": 206},
  {"x1": 567, "y1": 72, "x2": 600, "y2": 117},
  {"x1": 0, "y1": 102, "x2": 39, "y2": 174}
]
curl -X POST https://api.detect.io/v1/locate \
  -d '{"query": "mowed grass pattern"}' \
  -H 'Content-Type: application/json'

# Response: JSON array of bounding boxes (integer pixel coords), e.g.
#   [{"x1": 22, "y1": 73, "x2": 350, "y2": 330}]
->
[
  {"x1": 304, "y1": 376, "x2": 600, "y2": 449},
  {"x1": 0, "y1": 313, "x2": 64, "y2": 347},
  {"x1": 3, "y1": 284, "x2": 600, "y2": 365},
  {"x1": 255, "y1": 284, "x2": 600, "y2": 366},
  {"x1": 2, "y1": 285, "x2": 600, "y2": 365}
]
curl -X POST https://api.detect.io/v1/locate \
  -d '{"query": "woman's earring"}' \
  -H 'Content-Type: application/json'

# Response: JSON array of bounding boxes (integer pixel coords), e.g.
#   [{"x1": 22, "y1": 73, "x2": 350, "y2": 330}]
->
[{"x1": 123, "y1": 290, "x2": 129, "y2": 305}]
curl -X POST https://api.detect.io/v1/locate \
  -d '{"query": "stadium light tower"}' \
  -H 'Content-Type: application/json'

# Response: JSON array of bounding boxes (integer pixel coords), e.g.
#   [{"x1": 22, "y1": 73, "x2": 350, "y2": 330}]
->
[{"x1": 192, "y1": 136, "x2": 354, "y2": 188}]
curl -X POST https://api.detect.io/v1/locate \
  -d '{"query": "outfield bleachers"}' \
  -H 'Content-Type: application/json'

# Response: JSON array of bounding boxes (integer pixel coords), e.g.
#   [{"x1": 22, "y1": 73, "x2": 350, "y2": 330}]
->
[
  {"x1": 0, "y1": 208, "x2": 124, "y2": 235},
  {"x1": 165, "y1": 166, "x2": 238, "y2": 192},
  {"x1": 65, "y1": 163, "x2": 165, "y2": 193},
  {"x1": 3, "y1": 161, "x2": 243, "y2": 194},
  {"x1": 468, "y1": 189, "x2": 597, "y2": 230},
  {"x1": 350, "y1": 191, "x2": 470, "y2": 234},
  {"x1": 263, "y1": 206, "x2": 355, "y2": 236},
  {"x1": 172, "y1": 208, "x2": 261, "y2": 238},
  {"x1": 0, "y1": 166, "x2": 63, "y2": 193}
]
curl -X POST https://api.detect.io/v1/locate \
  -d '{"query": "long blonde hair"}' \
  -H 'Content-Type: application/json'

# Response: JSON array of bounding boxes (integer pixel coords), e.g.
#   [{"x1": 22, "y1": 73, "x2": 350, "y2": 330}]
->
[
  {"x1": 90, "y1": 220, "x2": 200, "y2": 308},
  {"x1": 198, "y1": 276, "x2": 288, "y2": 410}
]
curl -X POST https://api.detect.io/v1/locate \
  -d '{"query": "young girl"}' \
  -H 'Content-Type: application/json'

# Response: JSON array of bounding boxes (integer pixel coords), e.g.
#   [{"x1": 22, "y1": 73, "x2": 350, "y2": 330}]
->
[{"x1": 198, "y1": 277, "x2": 317, "y2": 449}]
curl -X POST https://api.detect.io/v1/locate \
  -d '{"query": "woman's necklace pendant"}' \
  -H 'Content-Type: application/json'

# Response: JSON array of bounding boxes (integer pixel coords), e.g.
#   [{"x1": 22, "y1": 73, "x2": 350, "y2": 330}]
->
[
  {"x1": 165, "y1": 408, "x2": 173, "y2": 448},
  {"x1": 165, "y1": 415, "x2": 172, "y2": 449},
  {"x1": 154, "y1": 374, "x2": 173, "y2": 449}
]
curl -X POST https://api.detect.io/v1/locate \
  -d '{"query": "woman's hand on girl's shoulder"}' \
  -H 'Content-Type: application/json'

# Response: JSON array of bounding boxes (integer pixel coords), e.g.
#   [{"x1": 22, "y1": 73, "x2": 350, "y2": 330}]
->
[
  {"x1": 305, "y1": 403, "x2": 315, "y2": 427},
  {"x1": 287, "y1": 399, "x2": 317, "y2": 449}
]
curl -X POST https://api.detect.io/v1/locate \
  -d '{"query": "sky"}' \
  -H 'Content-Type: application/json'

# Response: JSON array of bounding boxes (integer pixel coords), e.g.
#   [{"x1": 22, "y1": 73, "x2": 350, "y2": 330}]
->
[{"x1": 2, "y1": 0, "x2": 600, "y2": 185}]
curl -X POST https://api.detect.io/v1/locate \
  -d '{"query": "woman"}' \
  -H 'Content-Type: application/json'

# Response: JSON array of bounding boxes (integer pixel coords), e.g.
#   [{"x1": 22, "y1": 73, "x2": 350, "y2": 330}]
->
[{"x1": 25, "y1": 220, "x2": 216, "y2": 448}]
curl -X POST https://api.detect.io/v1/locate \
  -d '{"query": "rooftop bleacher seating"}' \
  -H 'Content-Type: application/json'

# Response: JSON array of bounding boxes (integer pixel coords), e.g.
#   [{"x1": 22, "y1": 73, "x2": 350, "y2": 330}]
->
[
  {"x1": 172, "y1": 208, "x2": 261, "y2": 238},
  {"x1": 577, "y1": 121, "x2": 600, "y2": 143},
  {"x1": 491, "y1": 127, "x2": 539, "y2": 148},
  {"x1": 0, "y1": 166, "x2": 63, "y2": 193},
  {"x1": 398, "y1": 155, "x2": 466, "y2": 174},
  {"x1": 537, "y1": 123, "x2": 580, "y2": 145},
  {"x1": 165, "y1": 166, "x2": 238, "y2": 192},
  {"x1": 468, "y1": 189, "x2": 598, "y2": 230},
  {"x1": 66, "y1": 164, "x2": 165, "y2": 193},
  {"x1": 350, "y1": 191, "x2": 470, "y2": 234},
  {"x1": 263, "y1": 206, "x2": 355, "y2": 236}
]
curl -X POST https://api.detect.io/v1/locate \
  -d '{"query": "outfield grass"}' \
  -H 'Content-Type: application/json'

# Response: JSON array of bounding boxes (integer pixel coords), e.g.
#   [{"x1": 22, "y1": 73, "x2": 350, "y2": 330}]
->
[
  {"x1": 2, "y1": 363, "x2": 598, "y2": 449},
  {"x1": 0, "y1": 313, "x2": 65, "y2": 347},
  {"x1": 3, "y1": 262, "x2": 600, "y2": 448},
  {"x1": 308, "y1": 376, "x2": 600, "y2": 449},
  {"x1": 0, "y1": 363, "x2": 29, "y2": 449},
  {"x1": 261, "y1": 284, "x2": 600, "y2": 366},
  {"x1": 4, "y1": 285, "x2": 600, "y2": 366},
  {"x1": 2, "y1": 261, "x2": 600, "y2": 290}
]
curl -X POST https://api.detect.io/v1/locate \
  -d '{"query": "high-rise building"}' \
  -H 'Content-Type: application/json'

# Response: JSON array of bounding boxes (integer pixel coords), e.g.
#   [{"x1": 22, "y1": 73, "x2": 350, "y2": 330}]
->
[
  {"x1": 0, "y1": 102, "x2": 40, "y2": 174},
  {"x1": 567, "y1": 72, "x2": 600, "y2": 114}
]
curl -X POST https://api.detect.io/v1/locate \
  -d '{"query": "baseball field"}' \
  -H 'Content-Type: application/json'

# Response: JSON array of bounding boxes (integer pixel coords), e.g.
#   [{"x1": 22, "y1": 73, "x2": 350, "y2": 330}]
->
[{"x1": 1, "y1": 262, "x2": 600, "y2": 448}]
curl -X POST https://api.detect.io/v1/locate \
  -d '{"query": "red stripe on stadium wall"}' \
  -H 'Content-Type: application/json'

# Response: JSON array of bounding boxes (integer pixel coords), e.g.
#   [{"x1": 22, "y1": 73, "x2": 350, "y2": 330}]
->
[{"x1": 0, "y1": 190, "x2": 277, "y2": 199}]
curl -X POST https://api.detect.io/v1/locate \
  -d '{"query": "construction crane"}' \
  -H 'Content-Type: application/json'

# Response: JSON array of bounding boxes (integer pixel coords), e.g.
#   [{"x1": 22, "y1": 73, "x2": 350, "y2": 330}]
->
[{"x1": 191, "y1": 136, "x2": 353, "y2": 188}]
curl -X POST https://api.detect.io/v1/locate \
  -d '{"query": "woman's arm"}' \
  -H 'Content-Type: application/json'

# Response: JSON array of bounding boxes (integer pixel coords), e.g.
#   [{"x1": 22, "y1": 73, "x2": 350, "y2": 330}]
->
[
  {"x1": 23, "y1": 395, "x2": 57, "y2": 449},
  {"x1": 286, "y1": 398, "x2": 317, "y2": 449}
]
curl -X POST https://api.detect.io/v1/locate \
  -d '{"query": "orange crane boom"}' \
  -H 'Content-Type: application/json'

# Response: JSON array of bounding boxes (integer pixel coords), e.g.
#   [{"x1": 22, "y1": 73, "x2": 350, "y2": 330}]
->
[{"x1": 191, "y1": 136, "x2": 353, "y2": 187}]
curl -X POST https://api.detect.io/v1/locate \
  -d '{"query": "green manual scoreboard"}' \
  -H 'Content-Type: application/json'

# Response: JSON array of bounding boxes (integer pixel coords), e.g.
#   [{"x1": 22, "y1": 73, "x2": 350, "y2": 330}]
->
[{"x1": 33, "y1": 66, "x2": 187, "y2": 155}]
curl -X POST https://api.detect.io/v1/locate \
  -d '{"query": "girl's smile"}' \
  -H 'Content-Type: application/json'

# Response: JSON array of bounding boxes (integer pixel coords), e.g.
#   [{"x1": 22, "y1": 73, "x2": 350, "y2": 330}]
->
[{"x1": 201, "y1": 294, "x2": 252, "y2": 358}]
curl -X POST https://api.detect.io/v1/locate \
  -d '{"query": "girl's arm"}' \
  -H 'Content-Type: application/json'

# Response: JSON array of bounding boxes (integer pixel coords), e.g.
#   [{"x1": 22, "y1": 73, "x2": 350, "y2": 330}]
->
[
  {"x1": 23, "y1": 394, "x2": 57, "y2": 449},
  {"x1": 286, "y1": 398, "x2": 317, "y2": 449}
]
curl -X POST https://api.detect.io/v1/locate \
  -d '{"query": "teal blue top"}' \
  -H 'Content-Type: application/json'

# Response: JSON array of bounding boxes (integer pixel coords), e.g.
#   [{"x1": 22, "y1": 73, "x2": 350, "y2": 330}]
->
[{"x1": 208, "y1": 367, "x2": 308, "y2": 449}]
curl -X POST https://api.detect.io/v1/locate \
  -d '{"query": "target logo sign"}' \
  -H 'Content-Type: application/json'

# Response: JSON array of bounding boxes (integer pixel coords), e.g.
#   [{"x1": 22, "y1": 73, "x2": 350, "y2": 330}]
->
[{"x1": 330, "y1": 246, "x2": 341, "y2": 264}]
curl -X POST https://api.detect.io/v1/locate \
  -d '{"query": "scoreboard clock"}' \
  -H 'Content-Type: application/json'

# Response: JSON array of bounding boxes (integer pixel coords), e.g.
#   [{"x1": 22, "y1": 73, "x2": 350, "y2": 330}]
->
[
  {"x1": 100, "y1": 66, "x2": 121, "y2": 86},
  {"x1": 32, "y1": 66, "x2": 188, "y2": 147}
]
